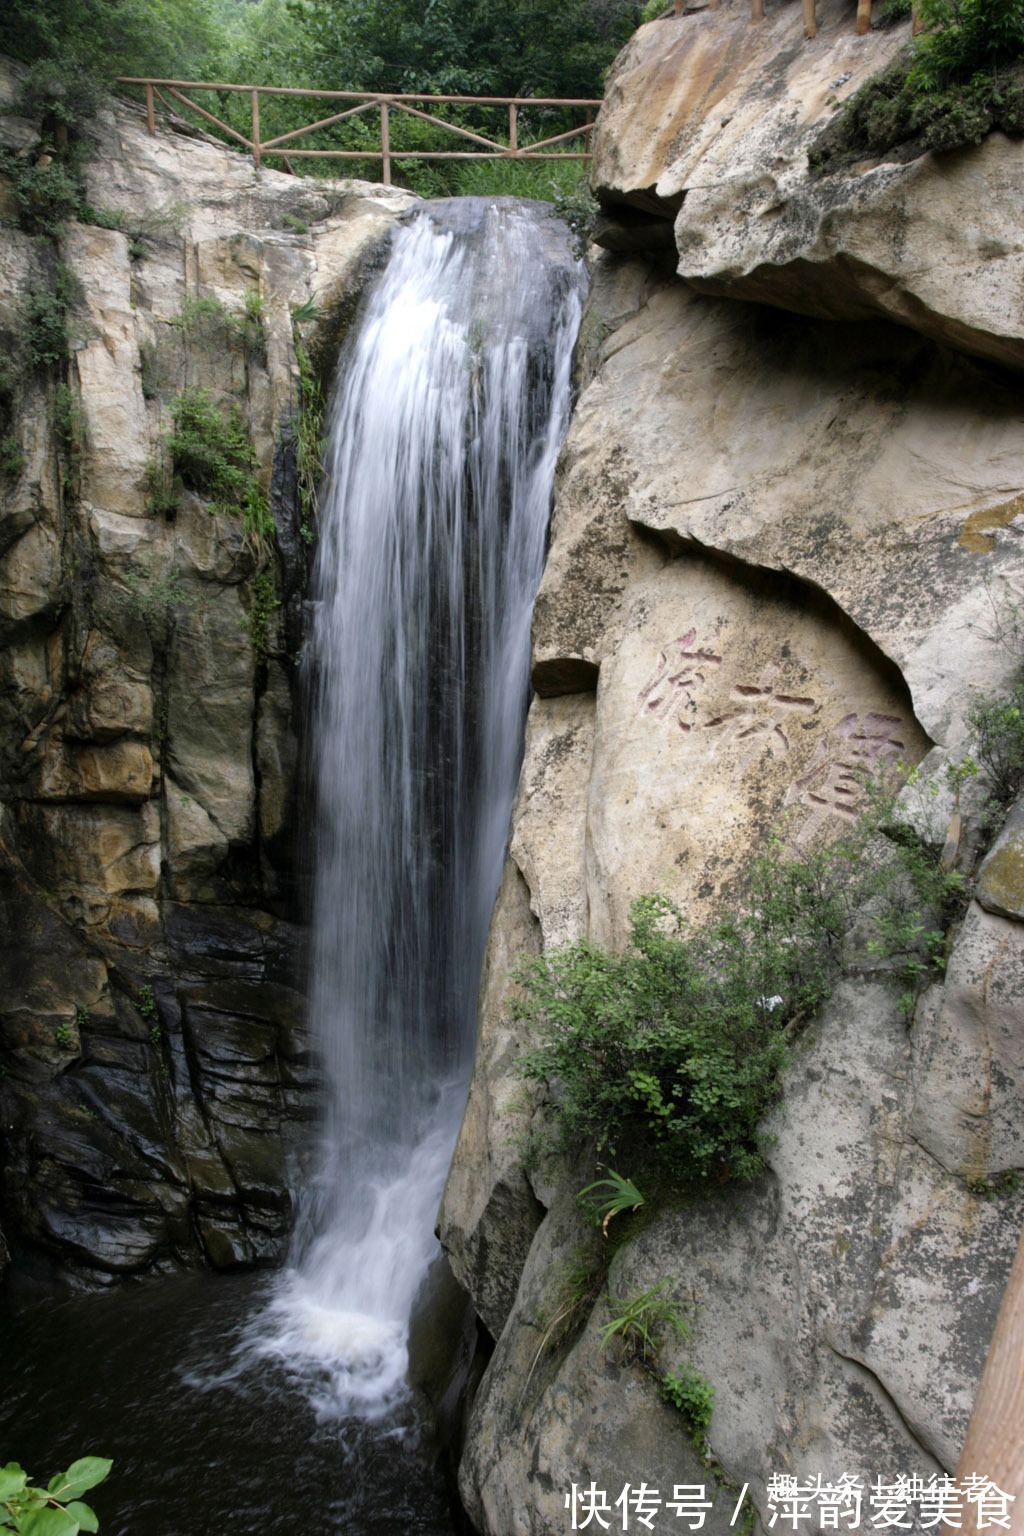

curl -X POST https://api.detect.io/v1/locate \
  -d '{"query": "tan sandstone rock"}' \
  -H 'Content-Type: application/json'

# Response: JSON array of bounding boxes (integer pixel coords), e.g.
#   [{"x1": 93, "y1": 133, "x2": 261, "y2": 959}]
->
[{"x1": 592, "y1": 0, "x2": 1024, "y2": 370}]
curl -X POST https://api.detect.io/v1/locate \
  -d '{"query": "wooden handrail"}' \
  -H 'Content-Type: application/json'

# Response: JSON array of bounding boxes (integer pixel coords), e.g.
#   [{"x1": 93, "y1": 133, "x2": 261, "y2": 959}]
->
[
  {"x1": 117, "y1": 78, "x2": 602, "y2": 108},
  {"x1": 117, "y1": 77, "x2": 602, "y2": 185}
]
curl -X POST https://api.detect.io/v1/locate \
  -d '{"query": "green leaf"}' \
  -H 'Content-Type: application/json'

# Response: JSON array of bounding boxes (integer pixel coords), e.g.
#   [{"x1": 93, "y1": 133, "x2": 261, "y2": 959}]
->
[
  {"x1": 65, "y1": 1504, "x2": 98, "y2": 1533},
  {"x1": 0, "y1": 1466, "x2": 29, "y2": 1501},
  {"x1": 49, "y1": 1461, "x2": 112, "y2": 1502},
  {"x1": 19, "y1": 1502, "x2": 80, "y2": 1536}
]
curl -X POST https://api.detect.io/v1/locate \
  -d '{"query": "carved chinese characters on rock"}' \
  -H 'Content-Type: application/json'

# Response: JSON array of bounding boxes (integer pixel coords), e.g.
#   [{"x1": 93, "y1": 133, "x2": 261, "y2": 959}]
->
[
  {"x1": 785, "y1": 711, "x2": 907, "y2": 842},
  {"x1": 635, "y1": 630, "x2": 723, "y2": 733},
  {"x1": 635, "y1": 633, "x2": 909, "y2": 840},
  {"x1": 635, "y1": 632, "x2": 818, "y2": 769}
]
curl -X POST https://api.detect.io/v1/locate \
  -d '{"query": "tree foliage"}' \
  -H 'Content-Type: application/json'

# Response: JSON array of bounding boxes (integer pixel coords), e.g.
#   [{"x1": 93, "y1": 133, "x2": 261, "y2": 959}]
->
[
  {"x1": 283, "y1": 0, "x2": 640, "y2": 100},
  {"x1": 0, "y1": 0, "x2": 224, "y2": 81}
]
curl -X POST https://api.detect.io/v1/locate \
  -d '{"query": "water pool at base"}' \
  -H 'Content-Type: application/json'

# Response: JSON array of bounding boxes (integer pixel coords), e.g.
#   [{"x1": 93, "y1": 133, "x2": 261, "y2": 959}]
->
[{"x1": 0, "y1": 1270, "x2": 457, "y2": 1535}]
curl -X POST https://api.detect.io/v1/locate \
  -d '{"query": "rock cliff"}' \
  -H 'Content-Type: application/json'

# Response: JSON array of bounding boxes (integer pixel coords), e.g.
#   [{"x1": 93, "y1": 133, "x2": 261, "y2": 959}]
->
[
  {"x1": 0, "y1": 63, "x2": 413, "y2": 1284},
  {"x1": 439, "y1": 4, "x2": 1024, "y2": 1531}
]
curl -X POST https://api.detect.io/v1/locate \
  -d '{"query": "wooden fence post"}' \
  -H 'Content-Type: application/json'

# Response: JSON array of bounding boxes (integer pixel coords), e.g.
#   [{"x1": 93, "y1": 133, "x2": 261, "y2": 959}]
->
[
  {"x1": 955, "y1": 1224, "x2": 1024, "y2": 1535},
  {"x1": 146, "y1": 82, "x2": 155, "y2": 135},
  {"x1": 912, "y1": 0, "x2": 925, "y2": 32},
  {"x1": 856, "y1": 0, "x2": 872, "y2": 32},
  {"x1": 381, "y1": 100, "x2": 391, "y2": 185},
  {"x1": 802, "y1": 0, "x2": 818, "y2": 36},
  {"x1": 509, "y1": 103, "x2": 518, "y2": 155},
  {"x1": 251, "y1": 89, "x2": 261, "y2": 168},
  {"x1": 751, "y1": 0, "x2": 765, "y2": 21}
]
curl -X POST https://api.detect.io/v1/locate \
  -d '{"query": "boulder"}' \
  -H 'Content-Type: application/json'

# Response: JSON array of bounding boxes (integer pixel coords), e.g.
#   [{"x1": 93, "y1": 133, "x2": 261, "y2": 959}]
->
[{"x1": 592, "y1": 0, "x2": 1024, "y2": 371}]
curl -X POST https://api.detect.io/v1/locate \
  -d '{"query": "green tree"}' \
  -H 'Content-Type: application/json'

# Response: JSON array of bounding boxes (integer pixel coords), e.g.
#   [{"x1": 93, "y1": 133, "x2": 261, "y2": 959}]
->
[
  {"x1": 285, "y1": 0, "x2": 641, "y2": 99},
  {"x1": 0, "y1": 0, "x2": 225, "y2": 83}
]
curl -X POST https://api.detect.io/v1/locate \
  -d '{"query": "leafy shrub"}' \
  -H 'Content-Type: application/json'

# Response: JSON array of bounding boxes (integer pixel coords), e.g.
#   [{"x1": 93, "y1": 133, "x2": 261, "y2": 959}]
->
[
  {"x1": 21, "y1": 263, "x2": 81, "y2": 370},
  {"x1": 241, "y1": 566, "x2": 280, "y2": 662},
  {"x1": 0, "y1": 151, "x2": 86, "y2": 237},
  {"x1": 811, "y1": 0, "x2": 1024, "y2": 169},
  {"x1": 0, "y1": 1455, "x2": 111, "y2": 1532},
  {"x1": 578, "y1": 1169, "x2": 645, "y2": 1236},
  {"x1": 661, "y1": 1368, "x2": 716, "y2": 1436},
  {"x1": 292, "y1": 342, "x2": 325, "y2": 552},
  {"x1": 515, "y1": 782, "x2": 973, "y2": 1180},
  {"x1": 166, "y1": 386, "x2": 256, "y2": 512},
  {"x1": 963, "y1": 666, "x2": 1024, "y2": 813},
  {"x1": 0, "y1": 435, "x2": 24, "y2": 485},
  {"x1": 55, "y1": 382, "x2": 85, "y2": 471},
  {"x1": 514, "y1": 886, "x2": 809, "y2": 1185},
  {"x1": 552, "y1": 169, "x2": 599, "y2": 258},
  {"x1": 911, "y1": 0, "x2": 1024, "y2": 92}
]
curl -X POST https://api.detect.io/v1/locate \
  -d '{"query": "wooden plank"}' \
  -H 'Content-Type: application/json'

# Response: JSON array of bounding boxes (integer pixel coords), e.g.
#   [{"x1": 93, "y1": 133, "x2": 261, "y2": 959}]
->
[
  {"x1": 856, "y1": 0, "x2": 872, "y2": 33},
  {"x1": 803, "y1": 0, "x2": 818, "y2": 36},
  {"x1": 280, "y1": 149, "x2": 590, "y2": 161},
  {"x1": 165, "y1": 87, "x2": 253, "y2": 149},
  {"x1": 146, "y1": 82, "x2": 155, "y2": 134},
  {"x1": 252, "y1": 88, "x2": 261, "y2": 168},
  {"x1": 260, "y1": 99, "x2": 379, "y2": 151},
  {"x1": 519, "y1": 121, "x2": 595, "y2": 154},
  {"x1": 956, "y1": 1223, "x2": 1024, "y2": 1536},
  {"x1": 381, "y1": 100, "x2": 390, "y2": 185},
  {"x1": 388, "y1": 99, "x2": 506, "y2": 151}
]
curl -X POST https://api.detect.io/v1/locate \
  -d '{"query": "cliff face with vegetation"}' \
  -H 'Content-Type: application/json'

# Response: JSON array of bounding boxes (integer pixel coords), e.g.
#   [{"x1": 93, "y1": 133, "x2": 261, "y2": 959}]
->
[
  {"x1": 0, "y1": 63, "x2": 413, "y2": 1283},
  {"x1": 439, "y1": 2, "x2": 1024, "y2": 1530}
]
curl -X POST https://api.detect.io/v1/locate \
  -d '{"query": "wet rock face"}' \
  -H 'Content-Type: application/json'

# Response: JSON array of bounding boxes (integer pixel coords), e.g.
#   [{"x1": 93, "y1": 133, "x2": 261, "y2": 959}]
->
[{"x1": 0, "y1": 62, "x2": 414, "y2": 1284}]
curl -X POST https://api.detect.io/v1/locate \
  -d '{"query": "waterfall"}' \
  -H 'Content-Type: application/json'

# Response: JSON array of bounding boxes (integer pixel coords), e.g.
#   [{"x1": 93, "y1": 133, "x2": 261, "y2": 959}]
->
[{"x1": 252, "y1": 198, "x2": 584, "y2": 1421}]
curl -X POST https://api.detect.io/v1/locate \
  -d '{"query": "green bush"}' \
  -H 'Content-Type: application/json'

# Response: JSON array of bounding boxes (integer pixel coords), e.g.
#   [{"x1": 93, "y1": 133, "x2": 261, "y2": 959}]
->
[
  {"x1": 515, "y1": 782, "x2": 972, "y2": 1180},
  {"x1": 911, "y1": 0, "x2": 1024, "y2": 92},
  {"x1": 514, "y1": 886, "x2": 812, "y2": 1185},
  {"x1": 600, "y1": 1278, "x2": 689, "y2": 1362},
  {"x1": 963, "y1": 665, "x2": 1024, "y2": 813},
  {"x1": 21, "y1": 262, "x2": 81, "y2": 370},
  {"x1": 811, "y1": 0, "x2": 1024, "y2": 169},
  {"x1": 0, "y1": 435, "x2": 24, "y2": 485},
  {"x1": 166, "y1": 386, "x2": 256, "y2": 513},
  {"x1": 241, "y1": 566, "x2": 280, "y2": 662},
  {"x1": 0, "y1": 152, "x2": 86, "y2": 237},
  {"x1": 661, "y1": 1367, "x2": 716, "y2": 1437}
]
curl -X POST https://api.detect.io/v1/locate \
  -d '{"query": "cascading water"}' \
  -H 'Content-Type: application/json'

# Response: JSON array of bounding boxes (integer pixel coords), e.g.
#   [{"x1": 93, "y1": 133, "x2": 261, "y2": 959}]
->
[
  {"x1": 253, "y1": 197, "x2": 585, "y2": 1422},
  {"x1": 0, "y1": 198, "x2": 585, "y2": 1536}
]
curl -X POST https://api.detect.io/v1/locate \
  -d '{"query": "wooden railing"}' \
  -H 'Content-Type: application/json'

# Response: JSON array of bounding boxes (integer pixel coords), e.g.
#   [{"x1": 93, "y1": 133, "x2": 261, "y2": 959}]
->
[
  {"x1": 117, "y1": 79, "x2": 601, "y2": 185},
  {"x1": 667, "y1": 0, "x2": 926, "y2": 39}
]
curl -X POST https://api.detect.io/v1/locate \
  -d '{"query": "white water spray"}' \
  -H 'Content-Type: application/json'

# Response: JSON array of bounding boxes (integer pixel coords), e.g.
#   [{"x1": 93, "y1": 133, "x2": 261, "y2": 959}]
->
[{"x1": 252, "y1": 199, "x2": 583, "y2": 1419}]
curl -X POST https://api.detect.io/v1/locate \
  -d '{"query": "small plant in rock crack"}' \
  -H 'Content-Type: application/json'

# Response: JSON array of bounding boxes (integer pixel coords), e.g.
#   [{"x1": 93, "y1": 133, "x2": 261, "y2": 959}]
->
[
  {"x1": 166, "y1": 386, "x2": 257, "y2": 514},
  {"x1": 137, "y1": 984, "x2": 156, "y2": 1020},
  {"x1": 519, "y1": 1247, "x2": 606, "y2": 1405},
  {"x1": 600, "y1": 1278, "x2": 689, "y2": 1363},
  {"x1": 578, "y1": 1169, "x2": 645, "y2": 1237},
  {"x1": 661, "y1": 1367, "x2": 715, "y2": 1437}
]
